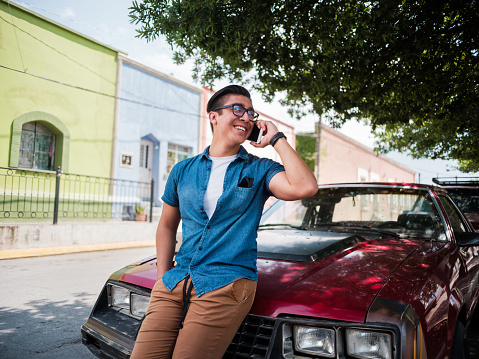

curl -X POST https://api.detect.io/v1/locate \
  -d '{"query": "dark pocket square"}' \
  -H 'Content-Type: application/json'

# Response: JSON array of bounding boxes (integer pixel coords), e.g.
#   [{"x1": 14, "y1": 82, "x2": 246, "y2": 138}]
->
[{"x1": 238, "y1": 176, "x2": 254, "y2": 188}]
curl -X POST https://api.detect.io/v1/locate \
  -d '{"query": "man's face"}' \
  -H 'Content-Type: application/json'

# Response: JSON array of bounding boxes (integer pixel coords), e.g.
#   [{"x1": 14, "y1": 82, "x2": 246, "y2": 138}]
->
[{"x1": 211, "y1": 94, "x2": 255, "y2": 144}]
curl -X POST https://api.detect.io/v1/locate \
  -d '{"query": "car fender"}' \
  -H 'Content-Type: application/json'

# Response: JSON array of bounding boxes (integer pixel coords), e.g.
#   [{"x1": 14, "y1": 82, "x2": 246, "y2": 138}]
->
[{"x1": 375, "y1": 241, "x2": 467, "y2": 358}]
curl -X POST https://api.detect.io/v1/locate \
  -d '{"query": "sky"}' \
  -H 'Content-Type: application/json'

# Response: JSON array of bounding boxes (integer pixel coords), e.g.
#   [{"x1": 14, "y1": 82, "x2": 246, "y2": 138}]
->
[{"x1": 9, "y1": 0, "x2": 479, "y2": 185}]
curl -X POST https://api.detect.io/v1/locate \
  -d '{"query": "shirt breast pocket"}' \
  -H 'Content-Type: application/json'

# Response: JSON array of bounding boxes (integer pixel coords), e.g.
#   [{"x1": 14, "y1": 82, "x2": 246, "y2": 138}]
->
[{"x1": 228, "y1": 186, "x2": 256, "y2": 214}]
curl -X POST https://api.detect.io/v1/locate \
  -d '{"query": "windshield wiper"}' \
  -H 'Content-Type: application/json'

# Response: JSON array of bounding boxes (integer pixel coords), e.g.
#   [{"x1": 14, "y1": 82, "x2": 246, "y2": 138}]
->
[
  {"x1": 311, "y1": 223, "x2": 400, "y2": 239},
  {"x1": 358, "y1": 227, "x2": 401, "y2": 239},
  {"x1": 258, "y1": 223, "x2": 305, "y2": 230}
]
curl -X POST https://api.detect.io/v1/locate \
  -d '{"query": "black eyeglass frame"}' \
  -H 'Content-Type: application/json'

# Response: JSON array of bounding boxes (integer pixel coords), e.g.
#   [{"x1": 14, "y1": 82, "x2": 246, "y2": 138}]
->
[{"x1": 211, "y1": 104, "x2": 259, "y2": 122}]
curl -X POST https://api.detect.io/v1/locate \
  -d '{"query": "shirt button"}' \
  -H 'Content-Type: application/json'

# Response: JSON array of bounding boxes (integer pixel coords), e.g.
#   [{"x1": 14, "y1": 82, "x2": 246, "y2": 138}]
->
[
  {"x1": 198, "y1": 247, "x2": 202, "y2": 251},
  {"x1": 203, "y1": 187, "x2": 206, "y2": 190},
  {"x1": 207, "y1": 225, "x2": 211, "y2": 229},
  {"x1": 191, "y1": 267, "x2": 194, "y2": 271},
  {"x1": 207, "y1": 167, "x2": 211, "y2": 170},
  {"x1": 200, "y1": 206, "x2": 204, "y2": 211}
]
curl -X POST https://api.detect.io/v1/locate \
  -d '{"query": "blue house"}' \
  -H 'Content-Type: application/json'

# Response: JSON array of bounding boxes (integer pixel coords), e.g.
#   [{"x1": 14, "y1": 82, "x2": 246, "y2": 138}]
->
[{"x1": 112, "y1": 55, "x2": 203, "y2": 208}]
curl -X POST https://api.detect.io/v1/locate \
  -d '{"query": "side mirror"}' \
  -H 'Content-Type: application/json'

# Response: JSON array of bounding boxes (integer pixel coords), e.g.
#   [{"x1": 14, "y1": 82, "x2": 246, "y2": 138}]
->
[{"x1": 455, "y1": 232, "x2": 479, "y2": 247}]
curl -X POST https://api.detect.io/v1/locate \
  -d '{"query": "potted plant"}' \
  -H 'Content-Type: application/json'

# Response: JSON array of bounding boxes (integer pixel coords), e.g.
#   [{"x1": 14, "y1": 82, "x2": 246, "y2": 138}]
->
[{"x1": 135, "y1": 204, "x2": 147, "y2": 221}]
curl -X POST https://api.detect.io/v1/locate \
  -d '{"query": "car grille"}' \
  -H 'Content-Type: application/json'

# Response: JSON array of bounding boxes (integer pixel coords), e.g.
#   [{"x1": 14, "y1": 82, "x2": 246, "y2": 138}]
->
[{"x1": 223, "y1": 315, "x2": 276, "y2": 358}]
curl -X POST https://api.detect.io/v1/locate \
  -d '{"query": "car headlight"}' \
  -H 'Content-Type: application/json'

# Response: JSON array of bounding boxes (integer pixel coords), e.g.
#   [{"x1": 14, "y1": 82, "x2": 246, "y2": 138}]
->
[
  {"x1": 109, "y1": 285, "x2": 130, "y2": 309},
  {"x1": 294, "y1": 325, "x2": 335, "y2": 357},
  {"x1": 131, "y1": 293, "x2": 150, "y2": 317},
  {"x1": 108, "y1": 284, "x2": 150, "y2": 319},
  {"x1": 346, "y1": 328, "x2": 392, "y2": 359}
]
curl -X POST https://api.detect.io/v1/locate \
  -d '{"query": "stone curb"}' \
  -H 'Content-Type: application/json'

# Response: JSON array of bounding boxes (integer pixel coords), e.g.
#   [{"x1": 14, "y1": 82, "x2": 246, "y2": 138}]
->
[{"x1": 0, "y1": 240, "x2": 155, "y2": 260}]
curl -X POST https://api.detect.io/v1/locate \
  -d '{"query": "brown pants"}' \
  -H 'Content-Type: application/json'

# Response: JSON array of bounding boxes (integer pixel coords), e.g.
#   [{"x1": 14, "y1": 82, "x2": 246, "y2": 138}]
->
[{"x1": 130, "y1": 277, "x2": 257, "y2": 359}]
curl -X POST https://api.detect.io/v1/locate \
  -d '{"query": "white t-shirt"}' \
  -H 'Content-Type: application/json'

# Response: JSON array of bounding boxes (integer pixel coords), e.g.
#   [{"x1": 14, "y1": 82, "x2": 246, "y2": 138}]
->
[{"x1": 204, "y1": 154, "x2": 238, "y2": 218}]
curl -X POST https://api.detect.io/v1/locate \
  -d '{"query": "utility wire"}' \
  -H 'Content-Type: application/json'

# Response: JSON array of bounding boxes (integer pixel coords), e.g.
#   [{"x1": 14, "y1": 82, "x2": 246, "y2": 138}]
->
[
  {"x1": 6, "y1": 0, "x2": 26, "y2": 71},
  {"x1": 1, "y1": 4, "x2": 203, "y2": 118},
  {"x1": 10, "y1": 0, "x2": 171, "y2": 51},
  {"x1": 0, "y1": 64, "x2": 205, "y2": 119},
  {"x1": 0, "y1": 12, "x2": 115, "y2": 84}
]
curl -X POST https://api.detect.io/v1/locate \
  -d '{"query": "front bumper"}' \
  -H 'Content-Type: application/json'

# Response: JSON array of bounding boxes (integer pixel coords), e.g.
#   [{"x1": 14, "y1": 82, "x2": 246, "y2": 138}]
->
[
  {"x1": 81, "y1": 281, "x2": 423, "y2": 358},
  {"x1": 81, "y1": 319, "x2": 135, "y2": 359},
  {"x1": 81, "y1": 307, "x2": 278, "y2": 359},
  {"x1": 81, "y1": 309, "x2": 401, "y2": 359},
  {"x1": 81, "y1": 281, "x2": 144, "y2": 359}
]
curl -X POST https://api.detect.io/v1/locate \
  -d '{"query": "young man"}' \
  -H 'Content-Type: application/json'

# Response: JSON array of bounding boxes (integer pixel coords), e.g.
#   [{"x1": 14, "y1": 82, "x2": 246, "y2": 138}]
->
[{"x1": 131, "y1": 85, "x2": 318, "y2": 359}]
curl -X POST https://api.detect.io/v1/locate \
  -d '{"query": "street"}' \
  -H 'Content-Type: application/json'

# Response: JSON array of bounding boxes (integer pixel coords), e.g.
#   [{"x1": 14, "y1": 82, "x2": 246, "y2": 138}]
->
[{"x1": 0, "y1": 246, "x2": 156, "y2": 359}]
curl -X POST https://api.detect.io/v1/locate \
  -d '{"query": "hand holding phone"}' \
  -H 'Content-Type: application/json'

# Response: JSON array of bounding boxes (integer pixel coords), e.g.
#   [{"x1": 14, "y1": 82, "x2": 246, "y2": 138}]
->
[{"x1": 247, "y1": 126, "x2": 263, "y2": 144}]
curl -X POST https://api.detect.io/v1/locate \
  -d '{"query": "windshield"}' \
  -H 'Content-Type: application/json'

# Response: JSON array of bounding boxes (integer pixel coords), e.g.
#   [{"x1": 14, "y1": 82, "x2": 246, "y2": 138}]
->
[{"x1": 260, "y1": 186, "x2": 447, "y2": 240}]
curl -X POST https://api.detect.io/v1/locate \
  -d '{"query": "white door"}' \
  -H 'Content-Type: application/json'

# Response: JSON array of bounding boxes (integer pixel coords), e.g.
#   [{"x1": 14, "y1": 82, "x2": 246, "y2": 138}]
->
[{"x1": 139, "y1": 140, "x2": 153, "y2": 183}]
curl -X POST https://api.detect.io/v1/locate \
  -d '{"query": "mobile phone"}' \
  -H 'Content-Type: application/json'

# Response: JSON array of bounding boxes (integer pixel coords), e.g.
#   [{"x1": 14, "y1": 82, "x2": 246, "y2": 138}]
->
[{"x1": 247, "y1": 126, "x2": 263, "y2": 144}]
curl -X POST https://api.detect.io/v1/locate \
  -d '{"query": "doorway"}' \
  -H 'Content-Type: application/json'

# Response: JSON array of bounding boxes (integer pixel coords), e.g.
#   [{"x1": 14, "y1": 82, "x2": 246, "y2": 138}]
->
[{"x1": 139, "y1": 139, "x2": 153, "y2": 183}]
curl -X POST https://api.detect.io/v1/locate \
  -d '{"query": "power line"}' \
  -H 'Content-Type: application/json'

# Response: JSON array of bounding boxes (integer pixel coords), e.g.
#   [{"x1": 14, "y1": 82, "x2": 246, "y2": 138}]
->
[
  {"x1": 0, "y1": 64, "x2": 205, "y2": 119},
  {"x1": 9, "y1": 0, "x2": 171, "y2": 51},
  {"x1": 0, "y1": 11, "x2": 115, "y2": 84},
  {"x1": 6, "y1": 0, "x2": 26, "y2": 71},
  {"x1": 1, "y1": 3, "x2": 204, "y2": 118}
]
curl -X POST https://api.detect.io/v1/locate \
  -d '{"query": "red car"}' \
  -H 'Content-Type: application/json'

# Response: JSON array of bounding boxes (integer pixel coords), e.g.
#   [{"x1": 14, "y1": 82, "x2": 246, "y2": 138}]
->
[{"x1": 81, "y1": 183, "x2": 479, "y2": 359}]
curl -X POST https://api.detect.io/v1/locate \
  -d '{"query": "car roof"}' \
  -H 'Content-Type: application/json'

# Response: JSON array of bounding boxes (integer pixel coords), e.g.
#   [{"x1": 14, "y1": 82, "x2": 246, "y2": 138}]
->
[
  {"x1": 314, "y1": 182, "x2": 451, "y2": 197},
  {"x1": 317, "y1": 182, "x2": 439, "y2": 191}
]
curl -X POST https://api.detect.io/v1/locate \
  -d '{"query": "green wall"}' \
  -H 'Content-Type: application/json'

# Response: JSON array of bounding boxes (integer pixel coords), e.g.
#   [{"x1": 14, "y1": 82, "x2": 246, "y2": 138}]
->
[{"x1": 0, "y1": 0, "x2": 118, "y2": 177}]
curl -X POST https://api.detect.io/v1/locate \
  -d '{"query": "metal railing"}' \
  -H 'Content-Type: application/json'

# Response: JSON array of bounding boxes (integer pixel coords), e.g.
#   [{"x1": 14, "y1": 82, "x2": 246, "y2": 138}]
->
[{"x1": 0, "y1": 166, "x2": 153, "y2": 224}]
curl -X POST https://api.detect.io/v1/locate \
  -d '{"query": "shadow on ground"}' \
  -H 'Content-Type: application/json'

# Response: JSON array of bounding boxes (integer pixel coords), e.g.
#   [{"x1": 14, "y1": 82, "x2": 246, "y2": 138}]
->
[{"x1": 0, "y1": 292, "x2": 95, "y2": 358}]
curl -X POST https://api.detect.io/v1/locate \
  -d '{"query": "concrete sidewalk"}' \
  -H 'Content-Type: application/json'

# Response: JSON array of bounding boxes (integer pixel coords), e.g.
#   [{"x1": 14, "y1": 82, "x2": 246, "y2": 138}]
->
[{"x1": 0, "y1": 221, "x2": 162, "y2": 260}]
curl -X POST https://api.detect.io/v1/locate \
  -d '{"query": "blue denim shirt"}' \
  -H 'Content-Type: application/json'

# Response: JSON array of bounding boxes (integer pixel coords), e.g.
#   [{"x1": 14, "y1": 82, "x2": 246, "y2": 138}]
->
[{"x1": 161, "y1": 146, "x2": 284, "y2": 297}]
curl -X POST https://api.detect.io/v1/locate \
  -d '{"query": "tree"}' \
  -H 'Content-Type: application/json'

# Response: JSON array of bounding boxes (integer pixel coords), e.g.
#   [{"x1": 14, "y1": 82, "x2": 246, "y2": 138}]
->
[
  {"x1": 130, "y1": 0, "x2": 479, "y2": 171},
  {"x1": 296, "y1": 133, "x2": 316, "y2": 172}
]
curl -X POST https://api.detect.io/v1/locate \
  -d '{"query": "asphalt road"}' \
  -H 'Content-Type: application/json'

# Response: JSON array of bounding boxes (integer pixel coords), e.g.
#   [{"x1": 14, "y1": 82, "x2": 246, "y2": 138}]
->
[{"x1": 0, "y1": 247, "x2": 156, "y2": 359}]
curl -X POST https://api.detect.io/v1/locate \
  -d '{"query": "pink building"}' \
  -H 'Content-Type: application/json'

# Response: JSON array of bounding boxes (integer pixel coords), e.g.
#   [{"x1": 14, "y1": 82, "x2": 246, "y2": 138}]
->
[{"x1": 318, "y1": 124, "x2": 416, "y2": 184}]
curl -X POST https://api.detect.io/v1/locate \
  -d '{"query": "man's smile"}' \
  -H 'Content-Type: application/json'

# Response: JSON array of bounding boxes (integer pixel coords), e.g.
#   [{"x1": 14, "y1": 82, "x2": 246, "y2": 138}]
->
[{"x1": 233, "y1": 125, "x2": 247, "y2": 132}]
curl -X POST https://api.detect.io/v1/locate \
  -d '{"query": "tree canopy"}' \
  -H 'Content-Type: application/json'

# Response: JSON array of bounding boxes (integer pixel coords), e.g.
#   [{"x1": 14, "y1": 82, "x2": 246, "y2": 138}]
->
[{"x1": 130, "y1": 0, "x2": 479, "y2": 171}]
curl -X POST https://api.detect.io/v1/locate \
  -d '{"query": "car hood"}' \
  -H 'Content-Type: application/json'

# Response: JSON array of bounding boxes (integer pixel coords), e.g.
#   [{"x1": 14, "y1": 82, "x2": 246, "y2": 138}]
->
[
  {"x1": 118, "y1": 229, "x2": 422, "y2": 323},
  {"x1": 250, "y1": 229, "x2": 422, "y2": 323},
  {"x1": 116, "y1": 256, "x2": 158, "y2": 289}
]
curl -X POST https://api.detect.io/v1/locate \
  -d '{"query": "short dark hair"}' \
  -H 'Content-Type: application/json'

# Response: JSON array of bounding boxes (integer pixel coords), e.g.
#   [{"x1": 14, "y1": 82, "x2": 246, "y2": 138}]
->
[{"x1": 207, "y1": 85, "x2": 252, "y2": 113}]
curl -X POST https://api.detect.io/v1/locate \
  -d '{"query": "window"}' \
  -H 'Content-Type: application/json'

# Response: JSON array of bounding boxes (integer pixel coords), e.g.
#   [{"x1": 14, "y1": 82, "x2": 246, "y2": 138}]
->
[
  {"x1": 140, "y1": 144, "x2": 149, "y2": 169},
  {"x1": 357, "y1": 168, "x2": 368, "y2": 182},
  {"x1": 167, "y1": 144, "x2": 190, "y2": 175},
  {"x1": 121, "y1": 154, "x2": 132, "y2": 167},
  {"x1": 19, "y1": 122, "x2": 55, "y2": 170},
  {"x1": 10, "y1": 111, "x2": 70, "y2": 171},
  {"x1": 438, "y1": 195, "x2": 467, "y2": 234}
]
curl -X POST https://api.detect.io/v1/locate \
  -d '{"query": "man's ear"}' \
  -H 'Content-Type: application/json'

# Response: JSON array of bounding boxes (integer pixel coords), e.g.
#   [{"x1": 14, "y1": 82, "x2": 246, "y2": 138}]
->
[{"x1": 208, "y1": 111, "x2": 217, "y2": 126}]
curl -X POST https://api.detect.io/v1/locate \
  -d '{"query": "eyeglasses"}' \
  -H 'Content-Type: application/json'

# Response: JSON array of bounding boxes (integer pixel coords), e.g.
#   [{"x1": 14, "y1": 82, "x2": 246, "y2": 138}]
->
[{"x1": 211, "y1": 104, "x2": 259, "y2": 122}]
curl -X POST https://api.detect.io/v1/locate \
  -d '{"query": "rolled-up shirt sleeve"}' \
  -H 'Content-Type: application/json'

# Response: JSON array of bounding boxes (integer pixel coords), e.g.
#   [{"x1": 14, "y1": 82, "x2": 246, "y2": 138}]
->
[{"x1": 161, "y1": 165, "x2": 180, "y2": 208}]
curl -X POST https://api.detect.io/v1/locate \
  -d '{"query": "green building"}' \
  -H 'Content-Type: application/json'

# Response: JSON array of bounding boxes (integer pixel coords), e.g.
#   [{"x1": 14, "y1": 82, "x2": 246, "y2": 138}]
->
[{"x1": 0, "y1": 0, "x2": 119, "y2": 176}]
